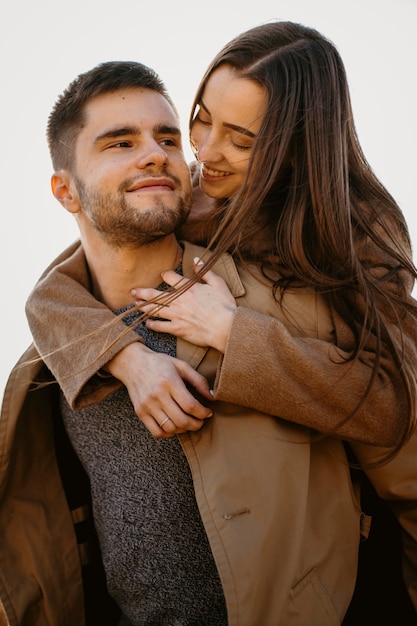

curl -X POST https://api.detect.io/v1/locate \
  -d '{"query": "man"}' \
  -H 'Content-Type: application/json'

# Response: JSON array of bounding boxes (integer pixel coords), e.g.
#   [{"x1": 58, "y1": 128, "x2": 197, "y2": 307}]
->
[{"x1": 0, "y1": 61, "x2": 363, "y2": 625}]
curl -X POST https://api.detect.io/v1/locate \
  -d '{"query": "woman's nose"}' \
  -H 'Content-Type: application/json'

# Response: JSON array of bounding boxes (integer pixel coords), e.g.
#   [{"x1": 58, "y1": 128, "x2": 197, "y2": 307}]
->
[
  {"x1": 195, "y1": 138, "x2": 222, "y2": 163},
  {"x1": 192, "y1": 127, "x2": 222, "y2": 163}
]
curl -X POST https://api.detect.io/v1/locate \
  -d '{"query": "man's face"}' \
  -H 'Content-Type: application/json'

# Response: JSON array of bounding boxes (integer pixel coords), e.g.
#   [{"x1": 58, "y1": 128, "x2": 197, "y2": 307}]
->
[{"x1": 69, "y1": 88, "x2": 192, "y2": 248}]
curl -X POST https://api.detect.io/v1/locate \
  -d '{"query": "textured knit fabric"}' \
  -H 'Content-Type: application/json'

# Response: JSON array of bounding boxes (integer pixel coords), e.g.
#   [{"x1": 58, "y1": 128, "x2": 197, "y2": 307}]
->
[{"x1": 60, "y1": 272, "x2": 227, "y2": 625}]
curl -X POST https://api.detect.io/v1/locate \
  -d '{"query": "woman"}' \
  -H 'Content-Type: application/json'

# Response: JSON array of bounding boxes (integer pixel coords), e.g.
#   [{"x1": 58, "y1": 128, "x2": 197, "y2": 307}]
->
[
  {"x1": 27, "y1": 21, "x2": 417, "y2": 451},
  {"x1": 23, "y1": 20, "x2": 417, "y2": 622}
]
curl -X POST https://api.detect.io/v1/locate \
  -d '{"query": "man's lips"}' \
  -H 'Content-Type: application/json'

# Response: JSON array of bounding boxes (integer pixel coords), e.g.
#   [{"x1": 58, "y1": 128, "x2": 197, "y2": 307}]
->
[{"x1": 126, "y1": 177, "x2": 175, "y2": 192}]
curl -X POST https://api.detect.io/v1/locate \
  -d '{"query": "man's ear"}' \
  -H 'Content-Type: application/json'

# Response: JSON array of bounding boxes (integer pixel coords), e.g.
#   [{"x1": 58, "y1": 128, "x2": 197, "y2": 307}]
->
[{"x1": 51, "y1": 170, "x2": 79, "y2": 214}]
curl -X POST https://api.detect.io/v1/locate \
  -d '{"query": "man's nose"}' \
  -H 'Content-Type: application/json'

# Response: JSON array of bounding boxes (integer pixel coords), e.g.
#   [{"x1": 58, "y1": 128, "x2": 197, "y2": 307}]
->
[{"x1": 135, "y1": 142, "x2": 168, "y2": 168}]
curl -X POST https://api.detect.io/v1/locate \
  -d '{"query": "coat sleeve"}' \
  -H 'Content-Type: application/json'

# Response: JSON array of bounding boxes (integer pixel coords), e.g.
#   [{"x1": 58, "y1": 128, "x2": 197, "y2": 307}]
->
[
  {"x1": 25, "y1": 199, "x2": 415, "y2": 447},
  {"x1": 213, "y1": 305, "x2": 408, "y2": 446},
  {"x1": 213, "y1": 234, "x2": 417, "y2": 448},
  {"x1": 25, "y1": 240, "x2": 140, "y2": 409}
]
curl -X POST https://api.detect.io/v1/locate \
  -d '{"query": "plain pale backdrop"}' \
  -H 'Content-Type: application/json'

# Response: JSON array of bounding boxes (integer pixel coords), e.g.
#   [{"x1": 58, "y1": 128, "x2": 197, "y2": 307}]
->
[{"x1": 1, "y1": 0, "x2": 416, "y2": 401}]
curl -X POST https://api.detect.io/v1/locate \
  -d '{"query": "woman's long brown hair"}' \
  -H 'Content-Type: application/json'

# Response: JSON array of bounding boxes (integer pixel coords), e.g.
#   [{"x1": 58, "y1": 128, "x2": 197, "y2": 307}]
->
[
  {"x1": 30, "y1": 22, "x2": 417, "y2": 463},
  {"x1": 184, "y1": 21, "x2": 417, "y2": 458}
]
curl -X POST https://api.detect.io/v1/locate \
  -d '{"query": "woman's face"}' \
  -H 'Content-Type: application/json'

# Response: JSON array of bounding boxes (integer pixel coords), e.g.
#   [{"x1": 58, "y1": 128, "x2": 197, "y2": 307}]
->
[{"x1": 190, "y1": 64, "x2": 267, "y2": 200}]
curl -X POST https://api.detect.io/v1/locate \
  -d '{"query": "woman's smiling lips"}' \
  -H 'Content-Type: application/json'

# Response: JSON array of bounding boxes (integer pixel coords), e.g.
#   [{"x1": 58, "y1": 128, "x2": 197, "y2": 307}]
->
[{"x1": 201, "y1": 164, "x2": 231, "y2": 182}]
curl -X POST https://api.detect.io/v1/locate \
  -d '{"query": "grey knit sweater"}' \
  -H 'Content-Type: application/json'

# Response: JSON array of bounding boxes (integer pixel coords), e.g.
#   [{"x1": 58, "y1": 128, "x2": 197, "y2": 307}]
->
[{"x1": 60, "y1": 279, "x2": 227, "y2": 625}]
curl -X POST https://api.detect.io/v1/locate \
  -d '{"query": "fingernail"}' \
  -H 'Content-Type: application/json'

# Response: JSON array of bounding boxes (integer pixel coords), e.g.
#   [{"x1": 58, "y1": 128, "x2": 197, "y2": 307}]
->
[
  {"x1": 194, "y1": 257, "x2": 204, "y2": 266},
  {"x1": 209, "y1": 389, "x2": 214, "y2": 396}
]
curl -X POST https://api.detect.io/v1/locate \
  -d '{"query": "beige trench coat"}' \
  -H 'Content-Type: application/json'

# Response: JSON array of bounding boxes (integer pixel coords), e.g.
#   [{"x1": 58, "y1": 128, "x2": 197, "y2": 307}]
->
[{"x1": 1, "y1": 243, "x2": 362, "y2": 626}]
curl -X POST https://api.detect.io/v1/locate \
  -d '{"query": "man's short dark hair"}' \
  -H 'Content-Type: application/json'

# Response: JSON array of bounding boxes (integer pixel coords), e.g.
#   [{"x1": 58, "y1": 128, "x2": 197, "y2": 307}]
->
[{"x1": 47, "y1": 61, "x2": 176, "y2": 170}]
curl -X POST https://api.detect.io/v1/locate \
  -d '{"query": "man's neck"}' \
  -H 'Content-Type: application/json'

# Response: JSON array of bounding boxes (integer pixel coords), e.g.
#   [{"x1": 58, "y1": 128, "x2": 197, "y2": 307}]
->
[{"x1": 82, "y1": 233, "x2": 183, "y2": 310}]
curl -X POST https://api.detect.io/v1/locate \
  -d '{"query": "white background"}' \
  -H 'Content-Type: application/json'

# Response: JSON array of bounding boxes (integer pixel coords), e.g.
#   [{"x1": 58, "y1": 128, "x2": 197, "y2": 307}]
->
[{"x1": 1, "y1": 0, "x2": 416, "y2": 401}]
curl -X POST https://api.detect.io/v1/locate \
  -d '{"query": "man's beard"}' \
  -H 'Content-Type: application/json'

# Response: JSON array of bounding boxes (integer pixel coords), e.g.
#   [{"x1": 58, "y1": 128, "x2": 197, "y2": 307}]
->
[{"x1": 74, "y1": 175, "x2": 191, "y2": 248}]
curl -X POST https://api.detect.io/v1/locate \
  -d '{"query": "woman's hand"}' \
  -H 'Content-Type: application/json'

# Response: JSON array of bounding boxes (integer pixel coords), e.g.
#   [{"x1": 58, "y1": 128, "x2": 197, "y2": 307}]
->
[
  {"x1": 131, "y1": 258, "x2": 237, "y2": 353},
  {"x1": 106, "y1": 342, "x2": 214, "y2": 439}
]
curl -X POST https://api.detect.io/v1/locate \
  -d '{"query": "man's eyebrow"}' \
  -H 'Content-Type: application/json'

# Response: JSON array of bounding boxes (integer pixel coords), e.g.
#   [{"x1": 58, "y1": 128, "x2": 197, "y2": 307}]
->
[
  {"x1": 153, "y1": 123, "x2": 182, "y2": 137},
  {"x1": 94, "y1": 126, "x2": 139, "y2": 143},
  {"x1": 199, "y1": 99, "x2": 256, "y2": 138},
  {"x1": 94, "y1": 124, "x2": 181, "y2": 144}
]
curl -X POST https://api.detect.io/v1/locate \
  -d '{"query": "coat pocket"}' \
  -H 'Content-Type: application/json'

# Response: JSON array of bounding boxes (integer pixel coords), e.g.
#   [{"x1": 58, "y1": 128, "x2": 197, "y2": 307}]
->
[{"x1": 290, "y1": 568, "x2": 341, "y2": 626}]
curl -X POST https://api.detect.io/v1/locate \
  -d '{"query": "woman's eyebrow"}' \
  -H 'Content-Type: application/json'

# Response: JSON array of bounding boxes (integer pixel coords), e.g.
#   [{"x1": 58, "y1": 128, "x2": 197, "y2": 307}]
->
[
  {"x1": 199, "y1": 98, "x2": 256, "y2": 138},
  {"x1": 223, "y1": 122, "x2": 256, "y2": 138}
]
